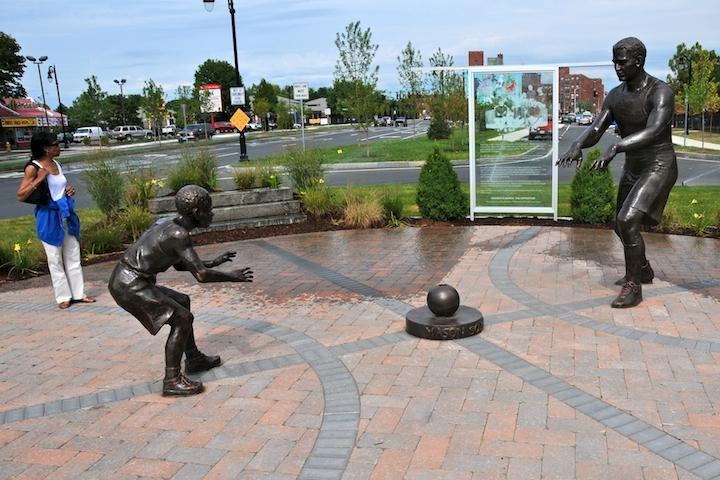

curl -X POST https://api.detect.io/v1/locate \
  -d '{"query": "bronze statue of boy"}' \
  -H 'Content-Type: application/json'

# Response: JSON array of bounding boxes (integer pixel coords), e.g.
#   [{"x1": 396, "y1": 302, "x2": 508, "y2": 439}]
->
[
  {"x1": 109, "y1": 185, "x2": 253, "y2": 395},
  {"x1": 558, "y1": 37, "x2": 678, "y2": 308}
]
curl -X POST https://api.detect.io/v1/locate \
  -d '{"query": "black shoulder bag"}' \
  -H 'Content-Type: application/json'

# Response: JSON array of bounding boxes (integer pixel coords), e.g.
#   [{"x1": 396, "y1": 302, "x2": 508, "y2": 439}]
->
[{"x1": 21, "y1": 161, "x2": 51, "y2": 205}]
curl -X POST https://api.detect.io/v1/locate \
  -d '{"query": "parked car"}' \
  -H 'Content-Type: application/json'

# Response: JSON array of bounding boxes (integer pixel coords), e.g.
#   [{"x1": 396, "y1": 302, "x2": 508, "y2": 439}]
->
[
  {"x1": 161, "y1": 124, "x2": 177, "y2": 136},
  {"x1": 73, "y1": 126, "x2": 104, "y2": 143},
  {"x1": 177, "y1": 124, "x2": 218, "y2": 141},
  {"x1": 109, "y1": 125, "x2": 153, "y2": 141},
  {"x1": 528, "y1": 116, "x2": 553, "y2": 140},
  {"x1": 56, "y1": 132, "x2": 74, "y2": 144},
  {"x1": 394, "y1": 116, "x2": 407, "y2": 127},
  {"x1": 577, "y1": 111, "x2": 593, "y2": 125},
  {"x1": 246, "y1": 122, "x2": 262, "y2": 131},
  {"x1": 561, "y1": 113, "x2": 575, "y2": 124}
]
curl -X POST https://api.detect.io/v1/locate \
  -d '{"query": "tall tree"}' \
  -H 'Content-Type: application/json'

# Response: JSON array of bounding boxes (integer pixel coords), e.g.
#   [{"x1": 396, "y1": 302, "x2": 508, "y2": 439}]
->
[
  {"x1": 194, "y1": 59, "x2": 240, "y2": 117},
  {"x1": 686, "y1": 49, "x2": 720, "y2": 147},
  {"x1": 427, "y1": 48, "x2": 464, "y2": 134},
  {"x1": 141, "y1": 79, "x2": 165, "y2": 137},
  {"x1": 250, "y1": 78, "x2": 279, "y2": 120},
  {"x1": 397, "y1": 41, "x2": 424, "y2": 132},
  {"x1": 334, "y1": 20, "x2": 379, "y2": 156},
  {"x1": 166, "y1": 85, "x2": 199, "y2": 127},
  {"x1": 0, "y1": 32, "x2": 26, "y2": 98},
  {"x1": 67, "y1": 76, "x2": 107, "y2": 127}
]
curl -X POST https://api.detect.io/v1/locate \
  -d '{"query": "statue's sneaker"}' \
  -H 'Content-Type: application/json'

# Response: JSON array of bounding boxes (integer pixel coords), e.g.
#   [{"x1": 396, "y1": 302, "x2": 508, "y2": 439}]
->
[
  {"x1": 163, "y1": 374, "x2": 204, "y2": 396},
  {"x1": 611, "y1": 281, "x2": 642, "y2": 308},
  {"x1": 185, "y1": 353, "x2": 222, "y2": 374}
]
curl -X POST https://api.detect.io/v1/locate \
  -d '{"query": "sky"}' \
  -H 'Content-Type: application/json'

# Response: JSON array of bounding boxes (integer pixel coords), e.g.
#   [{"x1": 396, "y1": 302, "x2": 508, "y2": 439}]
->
[{"x1": 5, "y1": 0, "x2": 719, "y2": 106}]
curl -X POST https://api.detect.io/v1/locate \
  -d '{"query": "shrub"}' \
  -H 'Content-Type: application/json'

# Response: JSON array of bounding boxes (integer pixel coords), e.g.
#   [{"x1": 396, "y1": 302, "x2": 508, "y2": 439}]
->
[
  {"x1": 416, "y1": 147, "x2": 468, "y2": 220},
  {"x1": 342, "y1": 188, "x2": 383, "y2": 228},
  {"x1": 167, "y1": 149, "x2": 218, "y2": 192},
  {"x1": 100, "y1": 135, "x2": 109, "y2": 146},
  {"x1": 119, "y1": 205, "x2": 155, "y2": 241},
  {"x1": 380, "y1": 187, "x2": 405, "y2": 221},
  {"x1": 688, "y1": 198, "x2": 711, "y2": 236},
  {"x1": 570, "y1": 148, "x2": 615, "y2": 223},
  {"x1": 302, "y1": 186, "x2": 339, "y2": 217},
  {"x1": 283, "y1": 148, "x2": 325, "y2": 192},
  {"x1": 253, "y1": 162, "x2": 281, "y2": 188},
  {"x1": 82, "y1": 220, "x2": 125, "y2": 256},
  {"x1": 427, "y1": 116, "x2": 451, "y2": 140},
  {"x1": 83, "y1": 150, "x2": 125, "y2": 217},
  {"x1": 233, "y1": 168, "x2": 257, "y2": 190},
  {"x1": 82, "y1": 137, "x2": 91, "y2": 146},
  {"x1": 125, "y1": 169, "x2": 163, "y2": 209}
]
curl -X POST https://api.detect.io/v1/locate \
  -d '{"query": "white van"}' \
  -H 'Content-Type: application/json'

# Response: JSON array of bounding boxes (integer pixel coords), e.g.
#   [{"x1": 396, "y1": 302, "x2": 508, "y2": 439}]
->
[{"x1": 73, "y1": 126, "x2": 103, "y2": 143}]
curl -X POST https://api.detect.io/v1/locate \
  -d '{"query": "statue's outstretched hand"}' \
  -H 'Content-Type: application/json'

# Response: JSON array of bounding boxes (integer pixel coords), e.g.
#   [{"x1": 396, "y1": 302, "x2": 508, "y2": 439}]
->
[
  {"x1": 232, "y1": 267, "x2": 254, "y2": 282},
  {"x1": 557, "y1": 144, "x2": 582, "y2": 167},
  {"x1": 590, "y1": 144, "x2": 617, "y2": 171},
  {"x1": 213, "y1": 250, "x2": 236, "y2": 266}
]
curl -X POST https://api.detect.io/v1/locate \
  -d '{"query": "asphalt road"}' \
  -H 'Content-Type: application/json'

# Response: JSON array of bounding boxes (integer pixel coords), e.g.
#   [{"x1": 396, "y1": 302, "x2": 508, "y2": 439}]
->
[{"x1": 1, "y1": 123, "x2": 718, "y2": 219}]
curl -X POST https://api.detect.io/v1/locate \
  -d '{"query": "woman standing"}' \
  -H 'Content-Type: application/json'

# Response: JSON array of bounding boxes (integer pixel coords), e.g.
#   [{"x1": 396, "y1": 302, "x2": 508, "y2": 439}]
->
[{"x1": 16, "y1": 131, "x2": 94, "y2": 309}]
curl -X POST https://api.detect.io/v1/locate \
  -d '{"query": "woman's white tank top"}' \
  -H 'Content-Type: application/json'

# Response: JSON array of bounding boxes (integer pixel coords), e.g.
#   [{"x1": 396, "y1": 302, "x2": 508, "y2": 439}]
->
[{"x1": 36, "y1": 160, "x2": 67, "y2": 201}]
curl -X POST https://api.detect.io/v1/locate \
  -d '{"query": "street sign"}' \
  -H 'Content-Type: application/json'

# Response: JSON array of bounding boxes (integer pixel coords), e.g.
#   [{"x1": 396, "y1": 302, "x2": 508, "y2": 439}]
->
[
  {"x1": 230, "y1": 108, "x2": 250, "y2": 132},
  {"x1": 293, "y1": 83, "x2": 309, "y2": 101},
  {"x1": 1, "y1": 118, "x2": 38, "y2": 127},
  {"x1": 230, "y1": 86, "x2": 245, "y2": 106},
  {"x1": 199, "y1": 83, "x2": 222, "y2": 113}
]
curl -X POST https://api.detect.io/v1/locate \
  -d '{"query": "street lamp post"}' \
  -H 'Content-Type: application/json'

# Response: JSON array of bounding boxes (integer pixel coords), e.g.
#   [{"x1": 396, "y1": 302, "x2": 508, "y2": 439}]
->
[
  {"x1": 26, "y1": 55, "x2": 50, "y2": 131},
  {"x1": 203, "y1": 0, "x2": 248, "y2": 161},
  {"x1": 677, "y1": 55, "x2": 693, "y2": 146},
  {"x1": 114, "y1": 79, "x2": 127, "y2": 125},
  {"x1": 47, "y1": 65, "x2": 68, "y2": 147}
]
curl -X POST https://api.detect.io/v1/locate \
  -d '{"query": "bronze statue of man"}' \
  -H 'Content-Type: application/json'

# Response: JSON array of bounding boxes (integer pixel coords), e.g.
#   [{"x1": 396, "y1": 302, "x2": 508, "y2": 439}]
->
[
  {"x1": 109, "y1": 185, "x2": 253, "y2": 395},
  {"x1": 558, "y1": 37, "x2": 678, "y2": 308}
]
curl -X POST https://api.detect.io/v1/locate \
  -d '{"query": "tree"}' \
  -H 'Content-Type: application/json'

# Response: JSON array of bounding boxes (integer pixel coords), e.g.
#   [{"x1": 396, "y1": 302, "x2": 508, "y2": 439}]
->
[
  {"x1": 251, "y1": 79, "x2": 278, "y2": 110},
  {"x1": 194, "y1": 59, "x2": 240, "y2": 117},
  {"x1": 166, "y1": 86, "x2": 198, "y2": 128},
  {"x1": 252, "y1": 97, "x2": 271, "y2": 131},
  {"x1": 141, "y1": 79, "x2": 165, "y2": 137},
  {"x1": 686, "y1": 49, "x2": 720, "y2": 147},
  {"x1": 667, "y1": 42, "x2": 720, "y2": 130},
  {"x1": 67, "y1": 76, "x2": 108, "y2": 128},
  {"x1": 397, "y1": 41, "x2": 424, "y2": 132},
  {"x1": 334, "y1": 21, "x2": 380, "y2": 156},
  {"x1": 0, "y1": 32, "x2": 26, "y2": 98}
]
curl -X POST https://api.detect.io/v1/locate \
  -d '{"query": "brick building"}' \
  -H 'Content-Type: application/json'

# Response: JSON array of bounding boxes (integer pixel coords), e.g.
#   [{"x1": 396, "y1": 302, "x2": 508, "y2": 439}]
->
[
  {"x1": 559, "y1": 67, "x2": 605, "y2": 114},
  {"x1": 468, "y1": 51, "x2": 504, "y2": 66}
]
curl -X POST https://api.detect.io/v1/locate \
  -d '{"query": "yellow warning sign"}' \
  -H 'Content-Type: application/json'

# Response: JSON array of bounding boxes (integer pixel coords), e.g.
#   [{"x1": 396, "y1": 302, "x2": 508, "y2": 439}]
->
[{"x1": 230, "y1": 108, "x2": 250, "y2": 132}]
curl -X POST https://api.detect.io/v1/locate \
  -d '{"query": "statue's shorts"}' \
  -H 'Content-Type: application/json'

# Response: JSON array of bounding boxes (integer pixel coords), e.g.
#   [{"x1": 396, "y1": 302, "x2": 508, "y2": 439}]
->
[
  {"x1": 109, "y1": 262, "x2": 187, "y2": 335},
  {"x1": 617, "y1": 143, "x2": 678, "y2": 226}
]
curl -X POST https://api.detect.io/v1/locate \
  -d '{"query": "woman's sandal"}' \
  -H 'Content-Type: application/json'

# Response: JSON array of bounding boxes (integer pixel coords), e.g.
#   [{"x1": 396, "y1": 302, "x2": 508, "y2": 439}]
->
[
  {"x1": 58, "y1": 301, "x2": 71, "y2": 309},
  {"x1": 73, "y1": 296, "x2": 96, "y2": 304}
]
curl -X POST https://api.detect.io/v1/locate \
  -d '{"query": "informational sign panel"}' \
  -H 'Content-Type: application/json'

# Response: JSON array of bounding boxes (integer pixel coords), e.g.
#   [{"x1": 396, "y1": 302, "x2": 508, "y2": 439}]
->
[
  {"x1": 229, "y1": 108, "x2": 250, "y2": 132},
  {"x1": 199, "y1": 83, "x2": 223, "y2": 113},
  {"x1": 293, "y1": 83, "x2": 309, "y2": 101},
  {"x1": 1, "y1": 118, "x2": 38, "y2": 127},
  {"x1": 230, "y1": 86, "x2": 245, "y2": 106}
]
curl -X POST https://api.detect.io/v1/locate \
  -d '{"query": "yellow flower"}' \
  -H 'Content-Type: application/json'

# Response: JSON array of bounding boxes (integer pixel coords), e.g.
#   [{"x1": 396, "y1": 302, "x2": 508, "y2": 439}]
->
[
  {"x1": 26, "y1": 239, "x2": 32, "y2": 244},
  {"x1": 318, "y1": 178, "x2": 325, "y2": 184},
  {"x1": 14, "y1": 243, "x2": 21, "y2": 252},
  {"x1": 337, "y1": 149, "x2": 343, "y2": 154},
  {"x1": 691, "y1": 199, "x2": 699, "y2": 205},
  {"x1": 693, "y1": 213, "x2": 704, "y2": 219}
]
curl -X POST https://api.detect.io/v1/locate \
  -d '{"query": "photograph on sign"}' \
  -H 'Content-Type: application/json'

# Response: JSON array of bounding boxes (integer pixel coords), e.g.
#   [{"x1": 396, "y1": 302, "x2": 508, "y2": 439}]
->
[
  {"x1": 230, "y1": 86, "x2": 245, "y2": 106},
  {"x1": 199, "y1": 83, "x2": 223, "y2": 113}
]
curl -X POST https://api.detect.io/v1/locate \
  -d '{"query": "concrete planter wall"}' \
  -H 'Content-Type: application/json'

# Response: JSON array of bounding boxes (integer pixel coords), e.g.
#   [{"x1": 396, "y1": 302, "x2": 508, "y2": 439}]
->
[{"x1": 148, "y1": 186, "x2": 306, "y2": 233}]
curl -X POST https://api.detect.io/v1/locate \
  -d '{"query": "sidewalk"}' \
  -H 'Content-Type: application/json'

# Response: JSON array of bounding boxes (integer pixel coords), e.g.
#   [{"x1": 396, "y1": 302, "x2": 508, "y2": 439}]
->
[
  {"x1": 672, "y1": 135, "x2": 720, "y2": 151},
  {"x1": 1, "y1": 225, "x2": 720, "y2": 479}
]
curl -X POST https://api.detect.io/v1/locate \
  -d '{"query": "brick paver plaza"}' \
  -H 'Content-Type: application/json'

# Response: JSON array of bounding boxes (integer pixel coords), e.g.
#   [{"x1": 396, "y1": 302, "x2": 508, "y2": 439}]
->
[{"x1": 1, "y1": 225, "x2": 720, "y2": 479}]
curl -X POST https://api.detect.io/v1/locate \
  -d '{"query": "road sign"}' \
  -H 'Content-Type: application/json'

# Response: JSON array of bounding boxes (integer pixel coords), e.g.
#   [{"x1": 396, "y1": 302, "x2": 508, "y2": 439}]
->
[
  {"x1": 230, "y1": 86, "x2": 245, "y2": 106},
  {"x1": 293, "y1": 83, "x2": 309, "y2": 101},
  {"x1": 199, "y1": 83, "x2": 222, "y2": 113},
  {"x1": 230, "y1": 108, "x2": 250, "y2": 132}
]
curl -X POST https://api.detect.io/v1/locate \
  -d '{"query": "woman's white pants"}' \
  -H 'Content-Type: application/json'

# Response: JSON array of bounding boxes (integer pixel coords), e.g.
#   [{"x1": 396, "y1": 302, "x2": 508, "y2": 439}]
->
[{"x1": 41, "y1": 229, "x2": 84, "y2": 304}]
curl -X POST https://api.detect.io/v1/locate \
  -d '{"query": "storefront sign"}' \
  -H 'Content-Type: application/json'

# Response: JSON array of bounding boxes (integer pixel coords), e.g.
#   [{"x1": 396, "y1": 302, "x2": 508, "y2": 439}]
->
[{"x1": 1, "y1": 118, "x2": 38, "y2": 127}]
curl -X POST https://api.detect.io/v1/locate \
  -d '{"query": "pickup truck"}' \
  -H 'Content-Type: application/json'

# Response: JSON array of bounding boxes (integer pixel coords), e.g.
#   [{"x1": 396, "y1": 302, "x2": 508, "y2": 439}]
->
[{"x1": 161, "y1": 125, "x2": 177, "y2": 136}]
